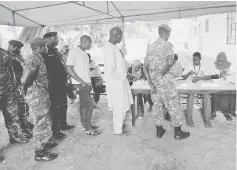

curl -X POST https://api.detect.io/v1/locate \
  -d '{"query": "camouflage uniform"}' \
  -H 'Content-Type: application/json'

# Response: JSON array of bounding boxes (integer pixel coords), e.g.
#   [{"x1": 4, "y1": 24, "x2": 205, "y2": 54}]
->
[
  {"x1": 145, "y1": 38, "x2": 182, "y2": 127},
  {"x1": 0, "y1": 48, "x2": 22, "y2": 141},
  {"x1": 24, "y1": 52, "x2": 52, "y2": 151},
  {"x1": 11, "y1": 52, "x2": 33, "y2": 133}
]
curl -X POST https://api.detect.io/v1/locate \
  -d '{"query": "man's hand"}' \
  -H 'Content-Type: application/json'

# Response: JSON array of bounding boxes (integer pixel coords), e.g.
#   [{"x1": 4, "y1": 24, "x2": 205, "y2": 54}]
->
[
  {"x1": 189, "y1": 71, "x2": 195, "y2": 75},
  {"x1": 192, "y1": 76, "x2": 201, "y2": 83},
  {"x1": 127, "y1": 73, "x2": 135, "y2": 80}
]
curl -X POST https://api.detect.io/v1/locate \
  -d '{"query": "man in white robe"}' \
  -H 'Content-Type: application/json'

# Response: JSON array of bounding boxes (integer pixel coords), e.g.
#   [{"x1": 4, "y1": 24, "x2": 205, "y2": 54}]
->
[{"x1": 103, "y1": 27, "x2": 134, "y2": 135}]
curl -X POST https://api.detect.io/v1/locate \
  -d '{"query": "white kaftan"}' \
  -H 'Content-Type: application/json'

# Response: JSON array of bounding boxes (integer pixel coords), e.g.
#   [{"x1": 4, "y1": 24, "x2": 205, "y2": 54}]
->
[{"x1": 103, "y1": 42, "x2": 133, "y2": 134}]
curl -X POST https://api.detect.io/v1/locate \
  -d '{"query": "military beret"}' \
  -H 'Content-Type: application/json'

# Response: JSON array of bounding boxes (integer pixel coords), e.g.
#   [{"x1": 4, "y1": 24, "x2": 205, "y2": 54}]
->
[
  {"x1": 159, "y1": 24, "x2": 172, "y2": 32},
  {"x1": 8, "y1": 40, "x2": 24, "y2": 48},
  {"x1": 30, "y1": 37, "x2": 47, "y2": 47},
  {"x1": 43, "y1": 32, "x2": 57, "y2": 39}
]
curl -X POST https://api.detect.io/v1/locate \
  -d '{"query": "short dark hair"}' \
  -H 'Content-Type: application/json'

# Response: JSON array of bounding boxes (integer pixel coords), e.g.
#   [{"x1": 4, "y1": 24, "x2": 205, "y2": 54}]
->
[
  {"x1": 193, "y1": 52, "x2": 201, "y2": 59},
  {"x1": 174, "y1": 54, "x2": 178, "y2": 61}
]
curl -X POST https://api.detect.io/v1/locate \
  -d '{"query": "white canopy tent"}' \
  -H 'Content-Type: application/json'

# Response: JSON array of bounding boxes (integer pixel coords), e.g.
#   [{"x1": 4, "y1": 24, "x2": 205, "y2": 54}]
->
[{"x1": 0, "y1": 1, "x2": 236, "y2": 27}]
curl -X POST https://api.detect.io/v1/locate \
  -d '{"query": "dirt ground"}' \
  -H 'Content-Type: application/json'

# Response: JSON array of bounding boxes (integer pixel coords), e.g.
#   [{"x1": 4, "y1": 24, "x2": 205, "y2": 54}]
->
[{"x1": 0, "y1": 96, "x2": 236, "y2": 170}]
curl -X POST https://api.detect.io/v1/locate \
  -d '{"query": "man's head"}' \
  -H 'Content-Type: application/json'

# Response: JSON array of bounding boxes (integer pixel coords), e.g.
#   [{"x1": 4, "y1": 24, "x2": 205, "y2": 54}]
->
[
  {"x1": 215, "y1": 52, "x2": 231, "y2": 70},
  {"x1": 192, "y1": 52, "x2": 201, "y2": 66},
  {"x1": 80, "y1": 35, "x2": 92, "y2": 51},
  {"x1": 30, "y1": 37, "x2": 48, "y2": 55},
  {"x1": 132, "y1": 60, "x2": 142, "y2": 72},
  {"x1": 43, "y1": 32, "x2": 59, "y2": 47},
  {"x1": 109, "y1": 27, "x2": 122, "y2": 44},
  {"x1": 8, "y1": 40, "x2": 24, "y2": 54},
  {"x1": 158, "y1": 24, "x2": 171, "y2": 41}
]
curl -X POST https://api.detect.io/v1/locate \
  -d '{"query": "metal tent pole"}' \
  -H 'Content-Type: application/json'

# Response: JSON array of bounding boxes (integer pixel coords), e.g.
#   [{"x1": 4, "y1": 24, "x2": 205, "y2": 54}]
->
[{"x1": 121, "y1": 17, "x2": 126, "y2": 55}]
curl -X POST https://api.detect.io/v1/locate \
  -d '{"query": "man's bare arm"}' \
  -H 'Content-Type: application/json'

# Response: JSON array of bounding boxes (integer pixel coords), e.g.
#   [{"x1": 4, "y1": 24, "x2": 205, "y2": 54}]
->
[
  {"x1": 66, "y1": 65, "x2": 87, "y2": 85},
  {"x1": 143, "y1": 61, "x2": 153, "y2": 86},
  {"x1": 161, "y1": 55, "x2": 173, "y2": 77}
]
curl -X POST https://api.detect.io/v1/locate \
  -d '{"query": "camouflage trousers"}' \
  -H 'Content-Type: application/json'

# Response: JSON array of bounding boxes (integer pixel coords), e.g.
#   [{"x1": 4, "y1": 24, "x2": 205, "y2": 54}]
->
[
  {"x1": 26, "y1": 88, "x2": 52, "y2": 152},
  {"x1": 0, "y1": 88, "x2": 22, "y2": 140},
  {"x1": 151, "y1": 86, "x2": 182, "y2": 127}
]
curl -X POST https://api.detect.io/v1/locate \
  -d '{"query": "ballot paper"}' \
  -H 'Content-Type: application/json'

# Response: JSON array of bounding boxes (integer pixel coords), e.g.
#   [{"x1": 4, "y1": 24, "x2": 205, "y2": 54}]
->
[{"x1": 177, "y1": 83, "x2": 189, "y2": 88}]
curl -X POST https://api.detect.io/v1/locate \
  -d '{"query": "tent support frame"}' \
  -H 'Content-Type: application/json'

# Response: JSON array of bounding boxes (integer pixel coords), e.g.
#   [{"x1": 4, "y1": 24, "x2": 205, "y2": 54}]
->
[
  {"x1": 121, "y1": 17, "x2": 125, "y2": 54},
  {"x1": 0, "y1": 3, "x2": 43, "y2": 27},
  {"x1": 12, "y1": 11, "x2": 16, "y2": 25},
  {"x1": 71, "y1": 1, "x2": 117, "y2": 18}
]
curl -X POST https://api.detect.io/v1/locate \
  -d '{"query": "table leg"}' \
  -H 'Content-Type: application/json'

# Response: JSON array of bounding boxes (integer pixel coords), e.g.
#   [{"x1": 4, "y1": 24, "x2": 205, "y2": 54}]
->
[
  {"x1": 136, "y1": 94, "x2": 140, "y2": 118},
  {"x1": 131, "y1": 103, "x2": 136, "y2": 127}
]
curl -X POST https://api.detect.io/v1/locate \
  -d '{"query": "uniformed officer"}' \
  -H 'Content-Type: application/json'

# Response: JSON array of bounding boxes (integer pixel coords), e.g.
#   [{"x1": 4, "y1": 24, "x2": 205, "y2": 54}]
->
[
  {"x1": 0, "y1": 48, "x2": 28, "y2": 145},
  {"x1": 8, "y1": 40, "x2": 34, "y2": 139},
  {"x1": 21, "y1": 37, "x2": 58, "y2": 161},
  {"x1": 143, "y1": 24, "x2": 190, "y2": 140},
  {"x1": 43, "y1": 32, "x2": 74, "y2": 140}
]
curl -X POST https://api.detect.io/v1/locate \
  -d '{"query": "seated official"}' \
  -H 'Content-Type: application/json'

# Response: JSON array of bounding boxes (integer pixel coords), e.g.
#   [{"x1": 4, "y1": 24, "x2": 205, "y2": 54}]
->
[
  {"x1": 209, "y1": 52, "x2": 236, "y2": 121},
  {"x1": 182, "y1": 52, "x2": 212, "y2": 128},
  {"x1": 128, "y1": 60, "x2": 153, "y2": 118},
  {"x1": 88, "y1": 53, "x2": 103, "y2": 107}
]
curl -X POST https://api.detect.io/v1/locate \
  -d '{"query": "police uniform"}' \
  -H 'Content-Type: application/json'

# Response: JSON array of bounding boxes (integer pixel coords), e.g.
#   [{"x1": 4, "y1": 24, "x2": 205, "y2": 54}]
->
[
  {"x1": 43, "y1": 32, "x2": 72, "y2": 137},
  {"x1": 8, "y1": 40, "x2": 33, "y2": 138},
  {"x1": 0, "y1": 48, "x2": 27, "y2": 144},
  {"x1": 24, "y1": 38, "x2": 52, "y2": 152}
]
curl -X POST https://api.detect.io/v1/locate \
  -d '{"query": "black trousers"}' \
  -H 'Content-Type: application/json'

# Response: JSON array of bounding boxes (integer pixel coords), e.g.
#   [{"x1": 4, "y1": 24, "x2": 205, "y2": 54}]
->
[
  {"x1": 91, "y1": 77, "x2": 103, "y2": 103},
  {"x1": 49, "y1": 85, "x2": 68, "y2": 133}
]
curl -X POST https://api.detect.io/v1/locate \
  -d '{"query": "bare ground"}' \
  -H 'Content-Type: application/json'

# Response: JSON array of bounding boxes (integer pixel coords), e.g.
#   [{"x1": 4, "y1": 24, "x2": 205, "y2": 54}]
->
[{"x1": 0, "y1": 96, "x2": 236, "y2": 170}]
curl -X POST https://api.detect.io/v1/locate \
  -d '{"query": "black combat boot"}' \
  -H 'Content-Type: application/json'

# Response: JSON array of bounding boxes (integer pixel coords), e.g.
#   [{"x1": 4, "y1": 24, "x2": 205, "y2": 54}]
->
[
  {"x1": 156, "y1": 126, "x2": 166, "y2": 138},
  {"x1": 164, "y1": 112, "x2": 171, "y2": 121},
  {"x1": 35, "y1": 150, "x2": 58, "y2": 161},
  {"x1": 0, "y1": 155, "x2": 4, "y2": 163},
  {"x1": 53, "y1": 131, "x2": 67, "y2": 139},
  {"x1": 174, "y1": 126, "x2": 190, "y2": 140},
  {"x1": 10, "y1": 133, "x2": 29, "y2": 144},
  {"x1": 43, "y1": 141, "x2": 58, "y2": 150},
  {"x1": 23, "y1": 129, "x2": 33, "y2": 139}
]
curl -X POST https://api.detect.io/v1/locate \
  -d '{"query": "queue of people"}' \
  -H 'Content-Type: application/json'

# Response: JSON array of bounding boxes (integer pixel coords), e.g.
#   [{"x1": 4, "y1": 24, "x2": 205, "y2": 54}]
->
[{"x1": 0, "y1": 24, "x2": 235, "y2": 163}]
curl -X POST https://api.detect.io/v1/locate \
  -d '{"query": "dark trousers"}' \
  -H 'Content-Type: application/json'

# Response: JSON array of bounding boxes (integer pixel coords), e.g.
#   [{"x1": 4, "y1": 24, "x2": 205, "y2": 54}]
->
[
  {"x1": 74, "y1": 84, "x2": 93, "y2": 130},
  {"x1": 91, "y1": 77, "x2": 103, "y2": 103},
  {"x1": 49, "y1": 85, "x2": 68, "y2": 133}
]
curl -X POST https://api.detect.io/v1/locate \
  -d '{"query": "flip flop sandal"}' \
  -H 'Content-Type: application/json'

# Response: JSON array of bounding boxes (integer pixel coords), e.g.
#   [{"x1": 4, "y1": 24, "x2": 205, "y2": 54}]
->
[
  {"x1": 115, "y1": 131, "x2": 131, "y2": 136},
  {"x1": 225, "y1": 114, "x2": 233, "y2": 121},
  {"x1": 92, "y1": 125, "x2": 99, "y2": 129},
  {"x1": 186, "y1": 120, "x2": 194, "y2": 127},
  {"x1": 204, "y1": 121, "x2": 212, "y2": 128},
  {"x1": 85, "y1": 129, "x2": 101, "y2": 136}
]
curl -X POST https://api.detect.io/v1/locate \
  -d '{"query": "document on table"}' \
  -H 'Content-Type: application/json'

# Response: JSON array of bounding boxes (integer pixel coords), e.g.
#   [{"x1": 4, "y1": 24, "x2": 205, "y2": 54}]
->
[{"x1": 201, "y1": 83, "x2": 220, "y2": 88}]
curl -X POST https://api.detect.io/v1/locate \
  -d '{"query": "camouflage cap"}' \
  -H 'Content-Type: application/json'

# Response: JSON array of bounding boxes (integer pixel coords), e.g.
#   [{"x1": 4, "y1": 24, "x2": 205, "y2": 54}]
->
[
  {"x1": 43, "y1": 32, "x2": 57, "y2": 39},
  {"x1": 30, "y1": 37, "x2": 47, "y2": 47},
  {"x1": 8, "y1": 40, "x2": 24, "y2": 48},
  {"x1": 159, "y1": 24, "x2": 171, "y2": 32}
]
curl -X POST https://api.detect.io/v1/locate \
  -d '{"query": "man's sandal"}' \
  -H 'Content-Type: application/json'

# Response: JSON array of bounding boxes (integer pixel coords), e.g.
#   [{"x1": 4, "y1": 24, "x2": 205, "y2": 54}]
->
[
  {"x1": 204, "y1": 120, "x2": 212, "y2": 128},
  {"x1": 85, "y1": 129, "x2": 101, "y2": 136}
]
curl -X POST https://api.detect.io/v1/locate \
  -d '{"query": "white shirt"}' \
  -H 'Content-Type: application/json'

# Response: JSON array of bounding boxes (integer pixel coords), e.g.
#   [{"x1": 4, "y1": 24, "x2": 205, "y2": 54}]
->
[
  {"x1": 183, "y1": 62, "x2": 205, "y2": 80},
  {"x1": 66, "y1": 47, "x2": 91, "y2": 84},
  {"x1": 211, "y1": 66, "x2": 236, "y2": 84}
]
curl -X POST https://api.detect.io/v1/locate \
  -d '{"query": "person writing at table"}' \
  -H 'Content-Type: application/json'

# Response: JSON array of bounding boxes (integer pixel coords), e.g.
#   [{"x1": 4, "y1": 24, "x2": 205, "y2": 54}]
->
[
  {"x1": 182, "y1": 52, "x2": 212, "y2": 128},
  {"x1": 128, "y1": 60, "x2": 154, "y2": 119},
  {"x1": 202, "y1": 52, "x2": 235, "y2": 121}
]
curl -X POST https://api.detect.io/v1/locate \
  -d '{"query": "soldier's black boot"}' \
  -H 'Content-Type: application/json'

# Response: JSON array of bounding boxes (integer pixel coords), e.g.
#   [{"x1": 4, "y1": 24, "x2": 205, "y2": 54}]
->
[
  {"x1": 0, "y1": 155, "x2": 4, "y2": 163},
  {"x1": 43, "y1": 141, "x2": 58, "y2": 150},
  {"x1": 156, "y1": 126, "x2": 166, "y2": 138},
  {"x1": 35, "y1": 150, "x2": 58, "y2": 161},
  {"x1": 174, "y1": 126, "x2": 190, "y2": 140},
  {"x1": 53, "y1": 131, "x2": 67, "y2": 140}
]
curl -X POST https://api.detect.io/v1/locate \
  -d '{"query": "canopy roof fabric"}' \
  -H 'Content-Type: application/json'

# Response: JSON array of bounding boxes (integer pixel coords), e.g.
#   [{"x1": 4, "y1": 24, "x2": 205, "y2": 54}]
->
[{"x1": 0, "y1": 1, "x2": 236, "y2": 27}]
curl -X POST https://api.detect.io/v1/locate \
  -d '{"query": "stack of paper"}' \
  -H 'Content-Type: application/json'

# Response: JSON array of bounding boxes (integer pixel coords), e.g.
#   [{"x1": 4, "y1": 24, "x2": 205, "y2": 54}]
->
[{"x1": 201, "y1": 83, "x2": 220, "y2": 88}]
